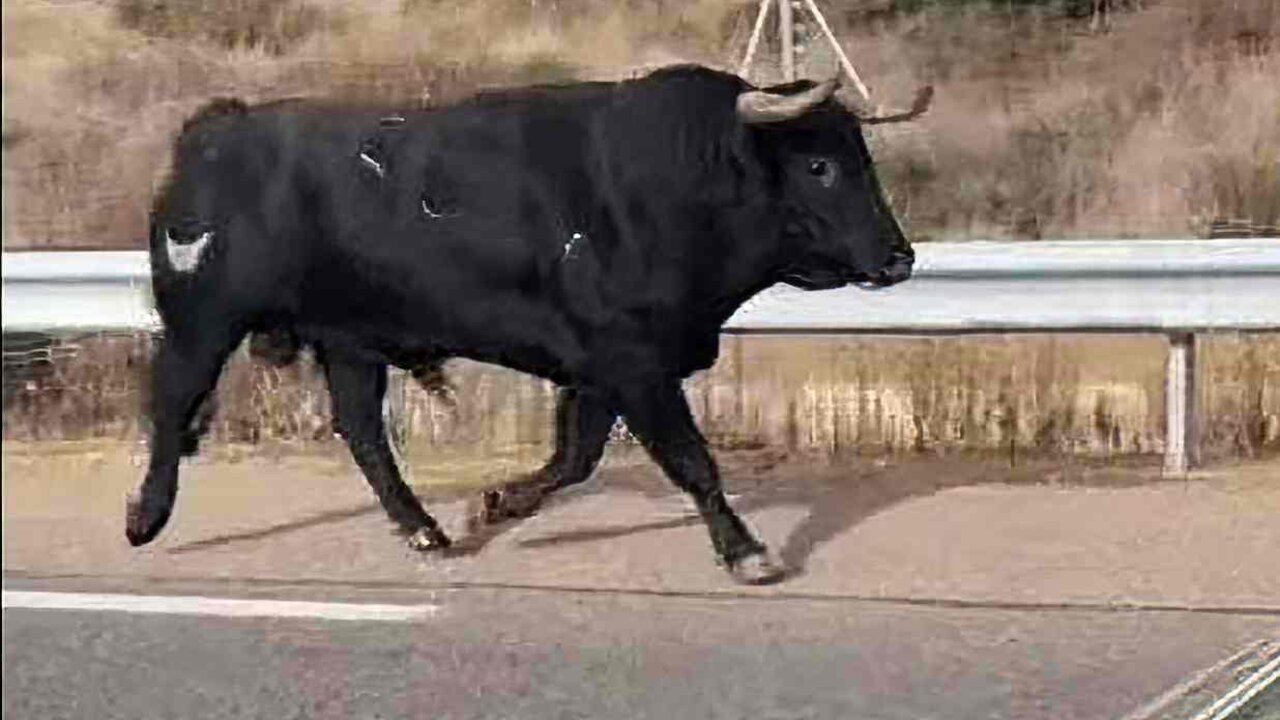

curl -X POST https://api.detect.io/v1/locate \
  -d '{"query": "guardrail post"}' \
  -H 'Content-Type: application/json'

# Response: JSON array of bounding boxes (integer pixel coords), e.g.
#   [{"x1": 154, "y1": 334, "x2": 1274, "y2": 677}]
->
[
  {"x1": 1163, "y1": 331, "x2": 1199, "y2": 475},
  {"x1": 384, "y1": 367, "x2": 409, "y2": 459}
]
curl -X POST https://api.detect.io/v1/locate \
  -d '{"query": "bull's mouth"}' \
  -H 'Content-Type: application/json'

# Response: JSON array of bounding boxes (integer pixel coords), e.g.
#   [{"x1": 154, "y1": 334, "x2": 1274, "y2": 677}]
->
[
  {"x1": 783, "y1": 250, "x2": 915, "y2": 292},
  {"x1": 781, "y1": 268, "x2": 848, "y2": 291}
]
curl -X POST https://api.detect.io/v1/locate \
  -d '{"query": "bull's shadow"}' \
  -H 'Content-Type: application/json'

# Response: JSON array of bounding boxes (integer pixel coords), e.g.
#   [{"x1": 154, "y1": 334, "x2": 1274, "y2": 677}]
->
[
  {"x1": 489, "y1": 448, "x2": 1161, "y2": 578},
  {"x1": 164, "y1": 444, "x2": 1159, "y2": 581}
]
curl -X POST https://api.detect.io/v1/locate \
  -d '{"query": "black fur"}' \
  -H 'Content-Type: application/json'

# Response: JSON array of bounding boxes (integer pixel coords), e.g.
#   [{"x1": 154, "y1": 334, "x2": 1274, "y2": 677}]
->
[{"x1": 128, "y1": 65, "x2": 916, "y2": 575}]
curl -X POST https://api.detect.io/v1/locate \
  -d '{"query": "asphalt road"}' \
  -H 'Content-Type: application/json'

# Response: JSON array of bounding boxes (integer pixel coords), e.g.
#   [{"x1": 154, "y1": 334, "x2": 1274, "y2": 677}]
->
[
  {"x1": 4, "y1": 580, "x2": 1278, "y2": 720},
  {"x1": 6, "y1": 454, "x2": 1279, "y2": 718}
]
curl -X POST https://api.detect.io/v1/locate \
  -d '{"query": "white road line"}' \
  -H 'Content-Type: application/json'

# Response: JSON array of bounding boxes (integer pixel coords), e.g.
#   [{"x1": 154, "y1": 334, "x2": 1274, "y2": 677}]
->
[
  {"x1": 1190, "y1": 653, "x2": 1280, "y2": 720},
  {"x1": 1120, "y1": 641, "x2": 1274, "y2": 720},
  {"x1": 1, "y1": 590, "x2": 440, "y2": 623}
]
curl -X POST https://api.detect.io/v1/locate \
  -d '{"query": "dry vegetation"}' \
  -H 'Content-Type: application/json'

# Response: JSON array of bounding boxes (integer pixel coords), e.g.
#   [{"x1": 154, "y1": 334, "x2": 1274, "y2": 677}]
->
[
  {"x1": 3, "y1": 1, "x2": 1277, "y2": 466},
  {"x1": 2, "y1": 0, "x2": 1278, "y2": 247},
  {"x1": 5, "y1": 332, "x2": 1277, "y2": 464}
]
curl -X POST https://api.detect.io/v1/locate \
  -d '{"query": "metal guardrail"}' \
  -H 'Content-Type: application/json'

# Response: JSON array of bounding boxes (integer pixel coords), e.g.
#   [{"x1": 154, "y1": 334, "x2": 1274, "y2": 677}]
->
[
  {"x1": 5, "y1": 239, "x2": 1280, "y2": 474},
  {"x1": 2, "y1": 251, "x2": 156, "y2": 332},
  {"x1": 724, "y1": 239, "x2": 1280, "y2": 333}
]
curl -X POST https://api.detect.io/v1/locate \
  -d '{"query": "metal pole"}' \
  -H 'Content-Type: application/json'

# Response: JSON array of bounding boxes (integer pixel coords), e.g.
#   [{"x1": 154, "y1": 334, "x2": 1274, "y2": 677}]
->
[
  {"x1": 384, "y1": 367, "x2": 409, "y2": 459},
  {"x1": 779, "y1": 0, "x2": 795, "y2": 82},
  {"x1": 738, "y1": 0, "x2": 773, "y2": 78},
  {"x1": 801, "y1": 0, "x2": 872, "y2": 102},
  {"x1": 1163, "y1": 332, "x2": 1198, "y2": 475}
]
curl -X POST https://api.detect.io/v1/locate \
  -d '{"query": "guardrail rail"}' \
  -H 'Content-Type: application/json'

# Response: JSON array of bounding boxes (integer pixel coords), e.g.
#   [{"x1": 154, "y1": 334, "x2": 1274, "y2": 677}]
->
[{"x1": 5, "y1": 239, "x2": 1279, "y2": 474}]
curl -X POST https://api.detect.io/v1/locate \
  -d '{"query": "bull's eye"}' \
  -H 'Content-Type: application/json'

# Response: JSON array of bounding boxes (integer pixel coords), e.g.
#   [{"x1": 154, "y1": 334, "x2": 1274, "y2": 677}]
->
[{"x1": 808, "y1": 158, "x2": 838, "y2": 188}]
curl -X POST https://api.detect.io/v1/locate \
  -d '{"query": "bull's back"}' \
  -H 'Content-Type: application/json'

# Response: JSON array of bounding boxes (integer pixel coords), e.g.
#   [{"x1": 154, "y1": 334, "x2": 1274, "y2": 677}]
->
[
  {"x1": 278, "y1": 98, "x2": 606, "y2": 377},
  {"x1": 154, "y1": 85, "x2": 660, "y2": 382}
]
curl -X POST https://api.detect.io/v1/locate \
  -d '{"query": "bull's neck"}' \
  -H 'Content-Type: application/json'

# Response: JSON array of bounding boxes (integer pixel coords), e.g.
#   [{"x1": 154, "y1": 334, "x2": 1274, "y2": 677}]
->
[{"x1": 695, "y1": 222, "x2": 787, "y2": 329}]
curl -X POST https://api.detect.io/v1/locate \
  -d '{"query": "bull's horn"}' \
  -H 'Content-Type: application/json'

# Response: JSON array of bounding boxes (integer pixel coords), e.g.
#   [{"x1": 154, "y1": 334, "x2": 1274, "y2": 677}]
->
[
  {"x1": 736, "y1": 78, "x2": 840, "y2": 124},
  {"x1": 855, "y1": 85, "x2": 934, "y2": 125}
]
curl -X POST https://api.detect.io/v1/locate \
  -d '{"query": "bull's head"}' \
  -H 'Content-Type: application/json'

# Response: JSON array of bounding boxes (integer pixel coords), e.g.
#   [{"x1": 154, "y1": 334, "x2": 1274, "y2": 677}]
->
[{"x1": 736, "y1": 77, "x2": 930, "y2": 291}]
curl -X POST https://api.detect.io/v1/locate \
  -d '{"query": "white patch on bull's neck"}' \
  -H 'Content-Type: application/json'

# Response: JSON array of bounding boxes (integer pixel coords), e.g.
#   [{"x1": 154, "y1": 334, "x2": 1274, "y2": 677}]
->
[{"x1": 165, "y1": 229, "x2": 213, "y2": 273}]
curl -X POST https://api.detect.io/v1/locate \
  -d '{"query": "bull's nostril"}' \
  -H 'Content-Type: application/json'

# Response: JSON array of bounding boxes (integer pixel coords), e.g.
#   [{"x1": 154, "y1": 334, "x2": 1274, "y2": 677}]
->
[{"x1": 875, "y1": 258, "x2": 913, "y2": 286}]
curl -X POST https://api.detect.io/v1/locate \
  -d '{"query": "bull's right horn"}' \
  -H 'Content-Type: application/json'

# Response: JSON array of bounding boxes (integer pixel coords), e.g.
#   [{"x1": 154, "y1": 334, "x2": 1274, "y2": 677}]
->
[
  {"x1": 736, "y1": 78, "x2": 840, "y2": 124},
  {"x1": 854, "y1": 85, "x2": 934, "y2": 125}
]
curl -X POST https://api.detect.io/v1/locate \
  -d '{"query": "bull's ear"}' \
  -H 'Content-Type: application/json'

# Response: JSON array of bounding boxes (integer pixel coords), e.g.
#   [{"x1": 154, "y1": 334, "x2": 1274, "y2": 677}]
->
[
  {"x1": 736, "y1": 78, "x2": 840, "y2": 124},
  {"x1": 853, "y1": 85, "x2": 934, "y2": 125}
]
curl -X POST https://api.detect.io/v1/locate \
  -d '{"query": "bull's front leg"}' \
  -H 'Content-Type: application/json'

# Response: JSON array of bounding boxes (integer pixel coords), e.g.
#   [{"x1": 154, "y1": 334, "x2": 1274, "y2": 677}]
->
[
  {"x1": 615, "y1": 379, "x2": 785, "y2": 585},
  {"x1": 480, "y1": 385, "x2": 614, "y2": 523}
]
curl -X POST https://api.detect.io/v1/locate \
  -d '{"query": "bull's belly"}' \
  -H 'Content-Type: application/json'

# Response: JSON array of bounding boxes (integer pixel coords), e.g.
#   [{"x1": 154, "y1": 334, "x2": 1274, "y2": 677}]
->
[
  {"x1": 291, "y1": 258, "x2": 712, "y2": 386},
  {"x1": 292, "y1": 298, "x2": 585, "y2": 385}
]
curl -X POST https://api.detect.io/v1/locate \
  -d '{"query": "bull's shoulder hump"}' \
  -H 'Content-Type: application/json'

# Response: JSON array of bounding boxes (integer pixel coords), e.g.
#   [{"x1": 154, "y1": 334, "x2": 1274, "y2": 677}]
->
[{"x1": 181, "y1": 97, "x2": 250, "y2": 132}]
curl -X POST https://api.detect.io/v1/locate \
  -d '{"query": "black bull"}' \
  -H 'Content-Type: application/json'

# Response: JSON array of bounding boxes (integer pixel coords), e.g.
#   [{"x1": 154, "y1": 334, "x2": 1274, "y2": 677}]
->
[{"x1": 127, "y1": 65, "x2": 927, "y2": 584}]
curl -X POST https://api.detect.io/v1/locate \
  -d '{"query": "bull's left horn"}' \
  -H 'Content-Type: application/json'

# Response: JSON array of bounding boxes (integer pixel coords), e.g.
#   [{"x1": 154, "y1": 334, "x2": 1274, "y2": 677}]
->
[
  {"x1": 736, "y1": 78, "x2": 840, "y2": 124},
  {"x1": 854, "y1": 85, "x2": 934, "y2": 125}
]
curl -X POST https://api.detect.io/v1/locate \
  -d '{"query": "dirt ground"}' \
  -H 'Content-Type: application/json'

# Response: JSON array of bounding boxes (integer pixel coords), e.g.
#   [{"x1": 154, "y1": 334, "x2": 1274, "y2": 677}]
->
[{"x1": 4, "y1": 439, "x2": 1278, "y2": 608}]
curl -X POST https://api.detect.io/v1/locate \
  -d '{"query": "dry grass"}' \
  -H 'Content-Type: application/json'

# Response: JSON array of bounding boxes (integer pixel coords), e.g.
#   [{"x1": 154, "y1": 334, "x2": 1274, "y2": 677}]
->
[
  {"x1": 0, "y1": 0, "x2": 749, "y2": 247},
  {"x1": 5, "y1": 332, "x2": 1277, "y2": 464},
  {"x1": 3, "y1": 0, "x2": 1278, "y2": 247},
  {"x1": 846, "y1": 0, "x2": 1280, "y2": 239}
]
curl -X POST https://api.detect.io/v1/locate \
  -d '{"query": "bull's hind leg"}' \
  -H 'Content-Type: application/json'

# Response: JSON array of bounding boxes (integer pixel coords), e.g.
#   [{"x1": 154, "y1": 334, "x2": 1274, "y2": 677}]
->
[
  {"x1": 481, "y1": 385, "x2": 614, "y2": 522},
  {"x1": 616, "y1": 380, "x2": 785, "y2": 585},
  {"x1": 126, "y1": 327, "x2": 242, "y2": 546},
  {"x1": 321, "y1": 355, "x2": 451, "y2": 551}
]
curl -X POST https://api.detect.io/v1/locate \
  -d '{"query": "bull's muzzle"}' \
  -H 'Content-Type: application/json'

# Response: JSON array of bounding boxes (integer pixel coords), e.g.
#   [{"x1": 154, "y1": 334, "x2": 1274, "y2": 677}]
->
[{"x1": 854, "y1": 246, "x2": 914, "y2": 289}]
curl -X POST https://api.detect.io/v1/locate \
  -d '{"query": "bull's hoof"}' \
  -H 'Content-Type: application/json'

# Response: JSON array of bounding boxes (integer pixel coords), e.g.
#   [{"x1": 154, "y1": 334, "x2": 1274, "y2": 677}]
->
[
  {"x1": 725, "y1": 550, "x2": 786, "y2": 586},
  {"x1": 124, "y1": 493, "x2": 173, "y2": 547},
  {"x1": 407, "y1": 526, "x2": 452, "y2": 553}
]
